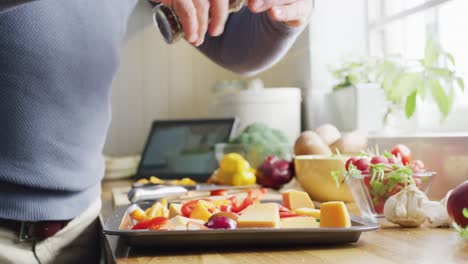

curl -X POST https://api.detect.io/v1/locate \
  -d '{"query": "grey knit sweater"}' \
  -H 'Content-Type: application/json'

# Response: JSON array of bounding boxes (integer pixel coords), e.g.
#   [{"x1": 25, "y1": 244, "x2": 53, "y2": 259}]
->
[{"x1": 0, "y1": 0, "x2": 302, "y2": 221}]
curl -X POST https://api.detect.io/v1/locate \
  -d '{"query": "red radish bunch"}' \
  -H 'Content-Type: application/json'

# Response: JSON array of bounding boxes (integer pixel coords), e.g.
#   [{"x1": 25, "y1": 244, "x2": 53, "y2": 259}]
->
[{"x1": 342, "y1": 144, "x2": 428, "y2": 215}]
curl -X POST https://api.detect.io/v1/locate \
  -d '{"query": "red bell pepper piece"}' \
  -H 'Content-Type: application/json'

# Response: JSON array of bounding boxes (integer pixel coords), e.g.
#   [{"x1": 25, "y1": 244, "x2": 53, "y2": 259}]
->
[
  {"x1": 220, "y1": 204, "x2": 232, "y2": 212},
  {"x1": 210, "y1": 189, "x2": 227, "y2": 196},
  {"x1": 278, "y1": 204, "x2": 291, "y2": 213},
  {"x1": 131, "y1": 217, "x2": 168, "y2": 230},
  {"x1": 247, "y1": 188, "x2": 267, "y2": 200},
  {"x1": 279, "y1": 211, "x2": 299, "y2": 218},
  {"x1": 232, "y1": 196, "x2": 254, "y2": 213}
]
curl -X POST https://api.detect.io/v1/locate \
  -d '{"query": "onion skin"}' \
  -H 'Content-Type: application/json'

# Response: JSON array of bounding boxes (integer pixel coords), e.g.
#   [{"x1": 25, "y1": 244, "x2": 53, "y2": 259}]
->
[{"x1": 446, "y1": 181, "x2": 468, "y2": 228}]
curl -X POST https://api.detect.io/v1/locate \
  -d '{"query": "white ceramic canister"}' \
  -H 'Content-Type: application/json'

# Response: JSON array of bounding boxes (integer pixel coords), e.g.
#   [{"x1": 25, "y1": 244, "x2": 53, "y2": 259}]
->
[{"x1": 209, "y1": 85, "x2": 302, "y2": 143}]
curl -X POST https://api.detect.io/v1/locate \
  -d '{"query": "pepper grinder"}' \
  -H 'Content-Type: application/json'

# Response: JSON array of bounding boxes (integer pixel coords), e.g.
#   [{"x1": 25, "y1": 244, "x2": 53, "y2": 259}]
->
[{"x1": 153, "y1": 0, "x2": 247, "y2": 44}]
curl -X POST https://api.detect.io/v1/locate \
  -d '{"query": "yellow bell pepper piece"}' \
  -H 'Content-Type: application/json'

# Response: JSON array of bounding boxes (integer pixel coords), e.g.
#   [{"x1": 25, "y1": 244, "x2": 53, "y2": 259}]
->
[
  {"x1": 220, "y1": 153, "x2": 250, "y2": 173},
  {"x1": 145, "y1": 201, "x2": 168, "y2": 219},
  {"x1": 149, "y1": 176, "x2": 164, "y2": 184},
  {"x1": 129, "y1": 206, "x2": 147, "y2": 222},
  {"x1": 190, "y1": 200, "x2": 214, "y2": 222},
  {"x1": 232, "y1": 170, "x2": 256, "y2": 186}
]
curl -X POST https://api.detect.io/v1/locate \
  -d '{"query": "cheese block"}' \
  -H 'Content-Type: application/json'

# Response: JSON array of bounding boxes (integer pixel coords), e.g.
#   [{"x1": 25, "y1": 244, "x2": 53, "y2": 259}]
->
[
  {"x1": 320, "y1": 201, "x2": 351, "y2": 228},
  {"x1": 169, "y1": 203, "x2": 182, "y2": 218},
  {"x1": 166, "y1": 216, "x2": 204, "y2": 230},
  {"x1": 280, "y1": 216, "x2": 319, "y2": 228},
  {"x1": 282, "y1": 190, "x2": 315, "y2": 210},
  {"x1": 294, "y1": 208, "x2": 321, "y2": 219},
  {"x1": 237, "y1": 203, "x2": 280, "y2": 228}
]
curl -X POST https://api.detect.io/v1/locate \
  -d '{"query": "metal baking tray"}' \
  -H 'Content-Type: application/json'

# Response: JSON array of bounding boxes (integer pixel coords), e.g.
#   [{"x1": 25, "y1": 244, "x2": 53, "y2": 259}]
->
[{"x1": 103, "y1": 205, "x2": 380, "y2": 247}]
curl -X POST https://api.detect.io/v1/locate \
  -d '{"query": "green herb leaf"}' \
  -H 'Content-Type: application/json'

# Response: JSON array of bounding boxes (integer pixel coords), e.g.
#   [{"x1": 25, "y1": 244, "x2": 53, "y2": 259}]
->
[
  {"x1": 453, "y1": 222, "x2": 468, "y2": 239},
  {"x1": 405, "y1": 91, "x2": 417, "y2": 118},
  {"x1": 419, "y1": 80, "x2": 429, "y2": 101},
  {"x1": 428, "y1": 67, "x2": 453, "y2": 78},
  {"x1": 428, "y1": 79, "x2": 451, "y2": 119},
  {"x1": 371, "y1": 181, "x2": 386, "y2": 197},
  {"x1": 348, "y1": 164, "x2": 364, "y2": 179},
  {"x1": 445, "y1": 52, "x2": 455, "y2": 67},
  {"x1": 424, "y1": 38, "x2": 440, "y2": 67},
  {"x1": 388, "y1": 73, "x2": 421, "y2": 103},
  {"x1": 382, "y1": 151, "x2": 392, "y2": 158},
  {"x1": 331, "y1": 171, "x2": 341, "y2": 188},
  {"x1": 463, "y1": 208, "x2": 468, "y2": 218},
  {"x1": 457, "y1": 77, "x2": 465, "y2": 92}
]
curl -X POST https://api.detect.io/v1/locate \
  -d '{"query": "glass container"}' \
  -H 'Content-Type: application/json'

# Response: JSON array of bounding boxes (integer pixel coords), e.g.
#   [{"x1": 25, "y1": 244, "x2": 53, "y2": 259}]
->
[{"x1": 346, "y1": 171, "x2": 436, "y2": 220}]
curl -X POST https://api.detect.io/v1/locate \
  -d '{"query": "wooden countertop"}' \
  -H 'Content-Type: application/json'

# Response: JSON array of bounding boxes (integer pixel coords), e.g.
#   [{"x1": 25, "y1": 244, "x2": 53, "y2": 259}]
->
[{"x1": 101, "y1": 180, "x2": 467, "y2": 264}]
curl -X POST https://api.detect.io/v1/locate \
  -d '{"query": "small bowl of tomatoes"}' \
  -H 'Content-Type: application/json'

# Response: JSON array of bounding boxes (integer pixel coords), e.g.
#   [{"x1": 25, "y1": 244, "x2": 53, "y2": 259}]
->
[{"x1": 337, "y1": 144, "x2": 436, "y2": 220}]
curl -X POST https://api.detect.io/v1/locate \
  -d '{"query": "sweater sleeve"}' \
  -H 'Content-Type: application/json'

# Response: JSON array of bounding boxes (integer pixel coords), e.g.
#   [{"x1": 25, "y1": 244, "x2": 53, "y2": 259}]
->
[
  {"x1": 198, "y1": 7, "x2": 305, "y2": 76},
  {"x1": 0, "y1": 1, "x2": 36, "y2": 12}
]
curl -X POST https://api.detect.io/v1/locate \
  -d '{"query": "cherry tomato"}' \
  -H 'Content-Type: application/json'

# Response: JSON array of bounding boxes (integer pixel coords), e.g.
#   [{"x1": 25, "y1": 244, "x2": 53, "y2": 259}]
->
[
  {"x1": 371, "y1": 156, "x2": 388, "y2": 165},
  {"x1": 374, "y1": 203, "x2": 385, "y2": 214},
  {"x1": 131, "y1": 217, "x2": 168, "y2": 230},
  {"x1": 363, "y1": 175, "x2": 371, "y2": 188},
  {"x1": 355, "y1": 158, "x2": 370, "y2": 172},
  {"x1": 345, "y1": 157, "x2": 359, "y2": 171},
  {"x1": 210, "y1": 189, "x2": 227, "y2": 196},
  {"x1": 411, "y1": 160, "x2": 425, "y2": 172},
  {"x1": 279, "y1": 211, "x2": 299, "y2": 218},
  {"x1": 391, "y1": 144, "x2": 412, "y2": 165},
  {"x1": 373, "y1": 198, "x2": 385, "y2": 214},
  {"x1": 388, "y1": 183, "x2": 404, "y2": 197},
  {"x1": 413, "y1": 176, "x2": 423, "y2": 188}
]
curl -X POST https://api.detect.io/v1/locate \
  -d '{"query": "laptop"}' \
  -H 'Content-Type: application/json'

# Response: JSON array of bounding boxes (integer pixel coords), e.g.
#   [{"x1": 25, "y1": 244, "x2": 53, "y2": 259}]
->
[{"x1": 134, "y1": 118, "x2": 238, "y2": 182}]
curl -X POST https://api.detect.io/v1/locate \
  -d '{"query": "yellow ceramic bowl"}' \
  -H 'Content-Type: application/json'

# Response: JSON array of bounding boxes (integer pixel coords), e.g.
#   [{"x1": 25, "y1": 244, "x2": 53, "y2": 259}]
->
[{"x1": 294, "y1": 155, "x2": 354, "y2": 203}]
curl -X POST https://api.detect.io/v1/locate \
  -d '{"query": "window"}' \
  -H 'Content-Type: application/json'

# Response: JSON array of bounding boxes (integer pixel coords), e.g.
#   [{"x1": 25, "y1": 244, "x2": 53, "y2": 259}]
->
[{"x1": 366, "y1": 0, "x2": 468, "y2": 131}]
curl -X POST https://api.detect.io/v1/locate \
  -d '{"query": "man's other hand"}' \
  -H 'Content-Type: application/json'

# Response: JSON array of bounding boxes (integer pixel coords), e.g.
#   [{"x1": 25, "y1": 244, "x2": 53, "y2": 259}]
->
[{"x1": 248, "y1": 0, "x2": 313, "y2": 28}]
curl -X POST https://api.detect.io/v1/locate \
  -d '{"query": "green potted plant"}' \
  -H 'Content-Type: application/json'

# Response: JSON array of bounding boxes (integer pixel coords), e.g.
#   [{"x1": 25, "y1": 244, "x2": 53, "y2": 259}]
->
[{"x1": 328, "y1": 39, "x2": 465, "y2": 133}]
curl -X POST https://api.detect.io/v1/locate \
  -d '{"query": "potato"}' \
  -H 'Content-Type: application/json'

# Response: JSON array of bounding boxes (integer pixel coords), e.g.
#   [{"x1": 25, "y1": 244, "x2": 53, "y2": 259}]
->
[
  {"x1": 315, "y1": 124, "x2": 341, "y2": 146},
  {"x1": 294, "y1": 131, "x2": 332, "y2": 156},
  {"x1": 330, "y1": 131, "x2": 367, "y2": 154}
]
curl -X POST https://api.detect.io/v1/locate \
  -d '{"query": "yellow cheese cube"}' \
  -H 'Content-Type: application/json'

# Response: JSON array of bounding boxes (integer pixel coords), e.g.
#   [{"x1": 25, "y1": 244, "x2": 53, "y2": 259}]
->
[
  {"x1": 169, "y1": 203, "x2": 182, "y2": 219},
  {"x1": 280, "y1": 217, "x2": 319, "y2": 228},
  {"x1": 237, "y1": 203, "x2": 280, "y2": 228},
  {"x1": 294, "y1": 208, "x2": 321, "y2": 219},
  {"x1": 282, "y1": 190, "x2": 315, "y2": 210},
  {"x1": 320, "y1": 201, "x2": 351, "y2": 228},
  {"x1": 189, "y1": 200, "x2": 213, "y2": 222}
]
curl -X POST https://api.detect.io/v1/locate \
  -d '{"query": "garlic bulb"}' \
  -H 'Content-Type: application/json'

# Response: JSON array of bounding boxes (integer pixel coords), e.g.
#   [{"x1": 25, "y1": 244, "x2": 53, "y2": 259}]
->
[
  {"x1": 423, "y1": 190, "x2": 453, "y2": 228},
  {"x1": 384, "y1": 185, "x2": 429, "y2": 227}
]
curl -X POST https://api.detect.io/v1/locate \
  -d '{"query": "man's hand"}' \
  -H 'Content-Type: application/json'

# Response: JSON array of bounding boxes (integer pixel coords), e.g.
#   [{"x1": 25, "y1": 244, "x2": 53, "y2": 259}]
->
[
  {"x1": 151, "y1": 0, "x2": 312, "y2": 46},
  {"x1": 248, "y1": 0, "x2": 313, "y2": 28},
  {"x1": 152, "y1": 0, "x2": 230, "y2": 46}
]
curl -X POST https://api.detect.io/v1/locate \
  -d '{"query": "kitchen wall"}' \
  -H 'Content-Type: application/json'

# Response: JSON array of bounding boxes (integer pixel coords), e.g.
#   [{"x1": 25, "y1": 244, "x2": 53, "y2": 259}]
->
[
  {"x1": 104, "y1": 1, "x2": 312, "y2": 156},
  {"x1": 303, "y1": 0, "x2": 367, "y2": 130},
  {"x1": 104, "y1": 0, "x2": 368, "y2": 156}
]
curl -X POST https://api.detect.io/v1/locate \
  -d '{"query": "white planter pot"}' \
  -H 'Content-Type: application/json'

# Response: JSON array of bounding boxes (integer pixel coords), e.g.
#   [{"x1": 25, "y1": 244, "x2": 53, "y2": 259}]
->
[{"x1": 326, "y1": 84, "x2": 389, "y2": 133}]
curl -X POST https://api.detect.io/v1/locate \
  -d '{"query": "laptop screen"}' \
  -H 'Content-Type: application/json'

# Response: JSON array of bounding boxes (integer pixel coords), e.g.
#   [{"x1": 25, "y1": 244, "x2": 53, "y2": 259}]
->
[{"x1": 136, "y1": 118, "x2": 237, "y2": 181}]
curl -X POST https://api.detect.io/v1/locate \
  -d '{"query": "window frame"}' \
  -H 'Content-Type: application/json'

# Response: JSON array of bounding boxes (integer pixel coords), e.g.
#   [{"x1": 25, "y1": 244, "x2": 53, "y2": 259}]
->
[{"x1": 365, "y1": 0, "x2": 455, "y2": 56}]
